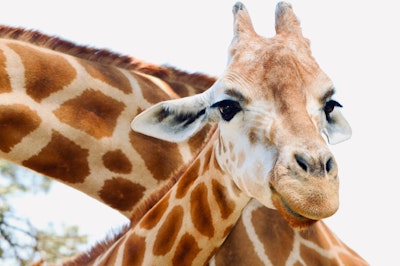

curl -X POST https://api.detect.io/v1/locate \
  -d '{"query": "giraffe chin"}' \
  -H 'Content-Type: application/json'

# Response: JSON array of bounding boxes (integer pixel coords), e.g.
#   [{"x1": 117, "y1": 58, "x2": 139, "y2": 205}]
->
[{"x1": 270, "y1": 187, "x2": 317, "y2": 229}]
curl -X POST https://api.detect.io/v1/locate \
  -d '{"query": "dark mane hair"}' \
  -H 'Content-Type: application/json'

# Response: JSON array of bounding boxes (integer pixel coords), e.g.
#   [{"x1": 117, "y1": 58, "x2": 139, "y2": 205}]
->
[{"x1": 0, "y1": 25, "x2": 216, "y2": 93}]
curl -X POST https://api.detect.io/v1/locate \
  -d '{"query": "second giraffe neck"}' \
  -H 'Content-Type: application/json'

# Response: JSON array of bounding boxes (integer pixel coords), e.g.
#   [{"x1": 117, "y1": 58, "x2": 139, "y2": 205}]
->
[
  {"x1": 90, "y1": 133, "x2": 251, "y2": 265},
  {"x1": 0, "y1": 35, "x2": 214, "y2": 219}
]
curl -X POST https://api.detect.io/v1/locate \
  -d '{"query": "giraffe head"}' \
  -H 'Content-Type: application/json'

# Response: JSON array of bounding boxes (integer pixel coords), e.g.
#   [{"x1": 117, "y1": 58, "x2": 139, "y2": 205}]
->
[{"x1": 131, "y1": 2, "x2": 351, "y2": 228}]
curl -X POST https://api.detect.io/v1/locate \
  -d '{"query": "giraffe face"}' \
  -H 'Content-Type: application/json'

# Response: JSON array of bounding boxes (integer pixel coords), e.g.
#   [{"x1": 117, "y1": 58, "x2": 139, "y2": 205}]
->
[{"x1": 131, "y1": 2, "x2": 351, "y2": 228}]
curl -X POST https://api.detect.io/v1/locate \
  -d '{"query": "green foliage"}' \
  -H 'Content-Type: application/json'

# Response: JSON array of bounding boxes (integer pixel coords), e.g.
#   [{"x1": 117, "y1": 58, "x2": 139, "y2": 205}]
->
[{"x1": 0, "y1": 160, "x2": 88, "y2": 266}]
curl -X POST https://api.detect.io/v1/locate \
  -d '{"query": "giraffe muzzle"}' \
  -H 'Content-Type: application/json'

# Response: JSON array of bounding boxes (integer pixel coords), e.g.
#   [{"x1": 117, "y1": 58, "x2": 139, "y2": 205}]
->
[{"x1": 269, "y1": 149, "x2": 340, "y2": 228}]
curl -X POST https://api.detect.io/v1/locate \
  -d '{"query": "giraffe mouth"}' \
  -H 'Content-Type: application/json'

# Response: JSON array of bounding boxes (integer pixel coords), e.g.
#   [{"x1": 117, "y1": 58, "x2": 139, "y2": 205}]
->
[{"x1": 270, "y1": 185, "x2": 317, "y2": 229}]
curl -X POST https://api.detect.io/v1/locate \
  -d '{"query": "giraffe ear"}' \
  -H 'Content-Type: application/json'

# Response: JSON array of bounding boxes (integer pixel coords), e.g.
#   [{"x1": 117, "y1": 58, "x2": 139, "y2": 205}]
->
[
  {"x1": 131, "y1": 92, "x2": 212, "y2": 142},
  {"x1": 322, "y1": 108, "x2": 352, "y2": 145}
]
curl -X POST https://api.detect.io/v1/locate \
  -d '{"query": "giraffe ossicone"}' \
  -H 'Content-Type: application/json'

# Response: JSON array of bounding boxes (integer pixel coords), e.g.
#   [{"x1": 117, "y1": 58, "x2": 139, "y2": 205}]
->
[{"x1": 132, "y1": 1, "x2": 351, "y2": 229}]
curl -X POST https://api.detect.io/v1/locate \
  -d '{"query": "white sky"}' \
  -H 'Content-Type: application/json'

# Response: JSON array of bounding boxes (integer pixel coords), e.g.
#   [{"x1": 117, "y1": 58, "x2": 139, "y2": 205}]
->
[{"x1": 2, "y1": 1, "x2": 399, "y2": 265}]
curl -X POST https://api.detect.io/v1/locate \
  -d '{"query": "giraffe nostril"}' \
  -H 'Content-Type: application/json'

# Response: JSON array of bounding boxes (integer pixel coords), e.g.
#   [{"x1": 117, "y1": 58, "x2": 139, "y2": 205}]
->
[
  {"x1": 325, "y1": 157, "x2": 334, "y2": 173},
  {"x1": 294, "y1": 154, "x2": 308, "y2": 172}
]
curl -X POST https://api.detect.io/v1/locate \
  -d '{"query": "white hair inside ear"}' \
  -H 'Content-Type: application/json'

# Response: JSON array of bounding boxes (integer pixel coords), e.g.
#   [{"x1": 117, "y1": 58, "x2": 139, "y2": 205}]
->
[{"x1": 131, "y1": 91, "x2": 213, "y2": 143}]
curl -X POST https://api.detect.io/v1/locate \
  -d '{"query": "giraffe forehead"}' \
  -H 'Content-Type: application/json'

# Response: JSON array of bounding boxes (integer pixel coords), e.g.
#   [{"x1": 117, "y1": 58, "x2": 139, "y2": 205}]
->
[{"x1": 226, "y1": 34, "x2": 324, "y2": 101}]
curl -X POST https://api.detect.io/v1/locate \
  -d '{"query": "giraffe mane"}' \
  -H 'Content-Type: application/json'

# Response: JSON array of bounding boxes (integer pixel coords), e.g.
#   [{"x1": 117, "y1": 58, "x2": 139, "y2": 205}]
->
[
  {"x1": 60, "y1": 124, "x2": 217, "y2": 265},
  {"x1": 60, "y1": 125, "x2": 218, "y2": 265},
  {"x1": 61, "y1": 224, "x2": 130, "y2": 266},
  {"x1": 0, "y1": 25, "x2": 217, "y2": 92}
]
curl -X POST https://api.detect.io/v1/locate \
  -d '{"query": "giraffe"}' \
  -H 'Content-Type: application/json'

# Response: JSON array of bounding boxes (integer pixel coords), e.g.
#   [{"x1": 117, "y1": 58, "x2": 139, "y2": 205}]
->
[
  {"x1": 0, "y1": 2, "x2": 367, "y2": 265},
  {"x1": 61, "y1": 2, "x2": 367, "y2": 265},
  {"x1": 0, "y1": 23, "x2": 216, "y2": 224}
]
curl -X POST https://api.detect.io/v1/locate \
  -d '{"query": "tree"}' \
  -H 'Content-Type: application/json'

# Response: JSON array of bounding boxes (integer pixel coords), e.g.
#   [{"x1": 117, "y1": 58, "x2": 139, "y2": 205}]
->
[{"x1": 0, "y1": 160, "x2": 88, "y2": 266}]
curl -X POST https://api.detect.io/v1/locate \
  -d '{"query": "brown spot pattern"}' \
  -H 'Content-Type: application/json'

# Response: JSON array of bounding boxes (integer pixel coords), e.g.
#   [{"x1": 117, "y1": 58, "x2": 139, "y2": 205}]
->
[
  {"x1": 211, "y1": 179, "x2": 235, "y2": 219},
  {"x1": 54, "y1": 89, "x2": 125, "y2": 139},
  {"x1": 300, "y1": 244, "x2": 339, "y2": 265},
  {"x1": 139, "y1": 193, "x2": 170, "y2": 230},
  {"x1": 22, "y1": 131, "x2": 89, "y2": 183},
  {"x1": 80, "y1": 59, "x2": 132, "y2": 94},
  {"x1": 102, "y1": 149, "x2": 132, "y2": 174},
  {"x1": 0, "y1": 104, "x2": 41, "y2": 152},
  {"x1": 0, "y1": 50, "x2": 11, "y2": 93},
  {"x1": 167, "y1": 82, "x2": 189, "y2": 97},
  {"x1": 99, "y1": 177, "x2": 145, "y2": 212},
  {"x1": 153, "y1": 205, "x2": 183, "y2": 256},
  {"x1": 213, "y1": 216, "x2": 263, "y2": 266},
  {"x1": 176, "y1": 160, "x2": 200, "y2": 199},
  {"x1": 299, "y1": 223, "x2": 332, "y2": 250},
  {"x1": 122, "y1": 233, "x2": 146, "y2": 266},
  {"x1": 8, "y1": 43, "x2": 76, "y2": 102},
  {"x1": 253, "y1": 207, "x2": 294, "y2": 266},
  {"x1": 223, "y1": 224, "x2": 235, "y2": 239},
  {"x1": 129, "y1": 131, "x2": 183, "y2": 181},
  {"x1": 134, "y1": 73, "x2": 170, "y2": 104},
  {"x1": 187, "y1": 124, "x2": 212, "y2": 155},
  {"x1": 190, "y1": 183, "x2": 214, "y2": 238},
  {"x1": 172, "y1": 233, "x2": 201, "y2": 265},
  {"x1": 201, "y1": 147, "x2": 214, "y2": 174}
]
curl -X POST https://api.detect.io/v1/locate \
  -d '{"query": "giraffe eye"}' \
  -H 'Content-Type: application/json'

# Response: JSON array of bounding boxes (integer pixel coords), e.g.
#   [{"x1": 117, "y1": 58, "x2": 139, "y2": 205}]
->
[
  {"x1": 324, "y1": 100, "x2": 342, "y2": 122},
  {"x1": 212, "y1": 100, "x2": 242, "y2": 121}
]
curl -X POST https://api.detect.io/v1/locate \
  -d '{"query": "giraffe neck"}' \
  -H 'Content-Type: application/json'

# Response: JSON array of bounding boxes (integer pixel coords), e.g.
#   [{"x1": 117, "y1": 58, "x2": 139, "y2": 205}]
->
[
  {"x1": 211, "y1": 199, "x2": 369, "y2": 266},
  {"x1": 66, "y1": 132, "x2": 251, "y2": 266},
  {"x1": 0, "y1": 26, "x2": 215, "y2": 219}
]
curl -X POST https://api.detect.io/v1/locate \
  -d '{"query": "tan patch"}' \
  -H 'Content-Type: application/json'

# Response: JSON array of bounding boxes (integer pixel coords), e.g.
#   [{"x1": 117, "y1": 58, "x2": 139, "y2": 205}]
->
[
  {"x1": 54, "y1": 89, "x2": 125, "y2": 139},
  {"x1": 221, "y1": 227, "x2": 234, "y2": 245},
  {"x1": 187, "y1": 124, "x2": 212, "y2": 155},
  {"x1": 102, "y1": 149, "x2": 132, "y2": 174},
  {"x1": 129, "y1": 131, "x2": 183, "y2": 181},
  {"x1": 221, "y1": 138, "x2": 227, "y2": 153},
  {"x1": 190, "y1": 183, "x2": 214, "y2": 238},
  {"x1": 0, "y1": 104, "x2": 41, "y2": 152},
  {"x1": 205, "y1": 248, "x2": 220, "y2": 265},
  {"x1": 99, "y1": 177, "x2": 146, "y2": 212},
  {"x1": 22, "y1": 130, "x2": 89, "y2": 183},
  {"x1": 201, "y1": 147, "x2": 214, "y2": 175},
  {"x1": 252, "y1": 207, "x2": 294, "y2": 266},
  {"x1": 339, "y1": 252, "x2": 368, "y2": 266},
  {"x1": 237, "y1": 151, "x2": 246, "y2": 169},
  {"x1": 300, "y1": 244, "x2": 339, "y2": 265},
  {"x1": 176, "y1": 160, "x2": 200, "y2": 199},
  {"x1": 230, "y1": 151, "x2": 236, "y2": 163},
  {"x1": 213, "y1": 151, "x2": 224, "y2": 173},
  {"x1": 167, "y1": 82, "x2": 189, "y2": 97},
  {"x1": 211, "y1": 179, "x2": 235, "y2": 219},
  {"x1": 0, "y1": 50, "x2": 11, "y2": 93},
  {"x1": 213, "y1": 216, "x2": 263, "y2": 266},
  {"x1": 249, "y1": 130, "x2": 258, "y2": 145},
  {"x1": 139, "y1": 193, "x2": 170, "y2": 230},
  {"x1": 299, "y1": 222, "x2": 332, "y2": 250},
  {"x1": 228, "y1": 141, "x2": 234, "y2": 152},
  {"x1": 153, "y1": 205, "x2": 184, "y2": 256},
  {"x1": 80, "y1": 59, "x2": 132, "y2": 94},
  {"x1": 172, "y1": 233, "x2": 201, "y2": 265},
  {"x1": 134, "y1": 73, "x2": 170, "y2": 104},
  {"x1": 8, "y1": 43, "x2": 76, "y2": 102},
  {"x1": 122, "y1": 233, "x2": 146, "y2": 266}
]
